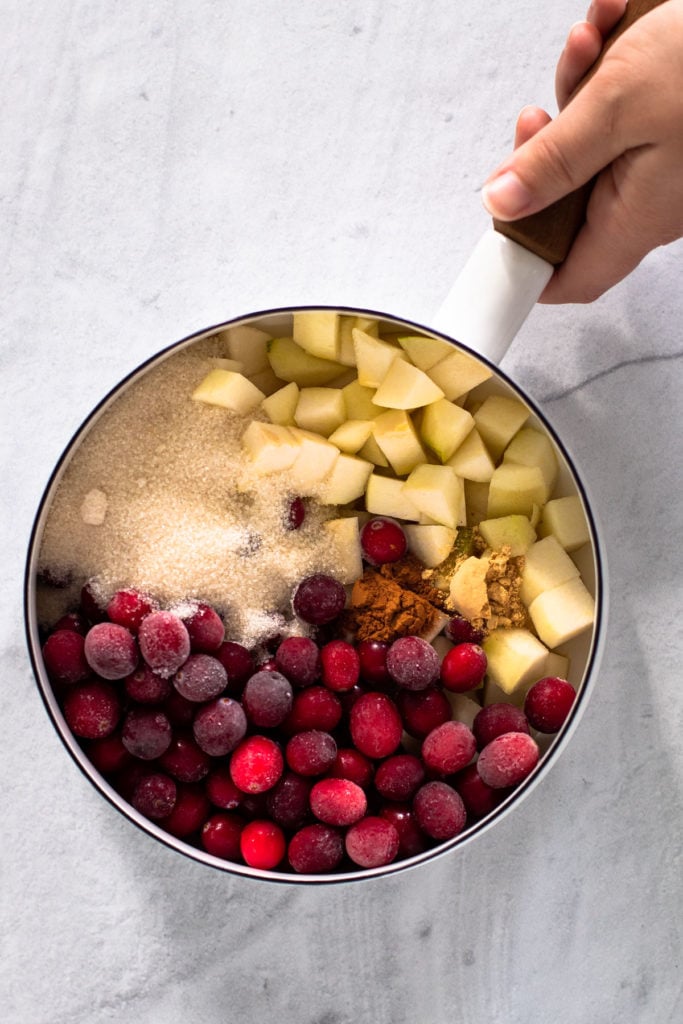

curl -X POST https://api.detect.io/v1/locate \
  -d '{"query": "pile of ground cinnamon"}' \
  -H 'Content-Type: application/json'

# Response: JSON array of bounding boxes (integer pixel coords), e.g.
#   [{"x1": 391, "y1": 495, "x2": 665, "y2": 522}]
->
[{"x1": 344, "y1": 556, "x2": 447, "y2": 643}]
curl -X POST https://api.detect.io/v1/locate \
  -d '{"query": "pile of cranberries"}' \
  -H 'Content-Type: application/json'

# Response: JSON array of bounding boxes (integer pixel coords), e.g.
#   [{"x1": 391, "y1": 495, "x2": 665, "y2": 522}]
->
[{"x1": 39, "y1": 518, "x2": 577, "y2": 875}]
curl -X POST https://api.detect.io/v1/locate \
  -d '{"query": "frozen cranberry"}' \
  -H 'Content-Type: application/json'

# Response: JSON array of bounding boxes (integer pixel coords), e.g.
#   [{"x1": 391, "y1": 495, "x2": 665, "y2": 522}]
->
[
  {"x1": 113, "y1": 760, "x2": 148, "y2": 801},
  {"x1": 162, "y1": 689, "x2": 196, "y2": 728},
  {"x1": 160, "y1": 784, "x2": 210, "y2": 838},
  {"x1": 240, "y1": 820, "x2": 286, "y2": 870},
  {"x1": 173, "y1": 653, "x2": 227, "y2": 702},
  {"x1": 230, "y1": 735, "x2": 284, "y2": 793},
  {"x1": 524, "y1": 677, "x2": 576, "y2": 733},
  {"x1": 80, "y1": 580, "x2": 107, "y2": 623},
  {"x1": 440, "y1": 643, "x2": 487, "y2": 693},
  {"x1": 42, "y1": 629, "x2": 90, "y2": 684},
  {"x1": 283, "y1": 686, "x2": 342, "y2": 734},
  {"x1": 52, "y1": 611, "x2": 88, "y2": 635},
  {"x1": 258, "y1": 657, "x2": 278, "y2": 672},
  {"x1": 205, "y1": 765, "x2": 243, "y2": 810},
  {"x1": 138, "y1": 611, "x2": 190, "y2": 679},
  {"x1": 292, "y1": 574, "x2": 346, "y2": 625},
  {"x1": 379, "y1": 803, "x2": 427, "y2": 857},
  {"x1": 132, "y1": 772, "x2": 177, "y2": 820},
  {"x1": 216, "y1": 641, "x2": 255, "y2": 691},
  {"x1": 266, "y1": 771, "x2": 312, "y2": 829},
  {"x1": 453, "y1": 763, "x2": 501, "y2": 819},
  {"x1": 84, "y1": 622, "x2": 139, "y2": 680},
  {"x1": 397, "y1": 686, "x2": 451, "y2": 738},
  {"x1": 193, "y1": 697, "x2": 247, "y2": 757},
  {"x1": 181, "y1": 602, "x2": 225, "y2": 653},
  {"x1": 422, "y1": 720, "x2": 477, "y2": 776},
  {"x1": 444, "y1": 614, "x2": 484, "y2": 645},
  {"x1": 328, "y1": 747, "x2": 374, "y2": 789},
  {"x1": 360, "y1": 517, "x2": 407, "y2": 565},
  {"x1": 374, "y1": 754, "x2": 425, "y2": 802},
  {"x1": 121, "y1": 708, "x2": 172, "y2": 760},
  {"x1": 310, "y1": 778, "x2": 367, "y2": 826},
  {"x1": 288, "y1": 823, "x2": 344, "y2": 874},
  {"x1": 472, "y1": 702, "x2": 530, "y2": 749},
  {"x1": 86, "y1": 733, "x2": 132, "y2": 774},
  {"x1": 413, "y1": 781, "x2": 467, "y2": 840},
  {"x1": 201, "y1": 812, "x2": 245, "y2": 860},
  {"x1": 107, "y1": 589, "x2": 157, "y2": 633},
  {"x1": 275, "y1": 636, "x2": 320, "y2": 687},
  {"x1": 285, "y1": 496, "x2": 306, "y2": 530},
  {"x1": 345, "y1": 816, "x2": 400, "y2": 868},
  {"x1": 63, "y1": 680, "x2": 120, "y2": 739},
  {"x1": 477, "y1": 732, "x2": 540, "y2": 789},
  {"x1": 357, "y1": 639, "x2": 391, "y2": 686},
  {"x1": 242, "y1": 670, "x2": 293, "y2": 728},
  {"x1": 386, "y1": 636, "x2": 440, "y2": 691},
  {"x1": 124, "y1": 665, "x2": 172, "y2": 704},
  {"x1": 286, "y1": 730, "x2": 337, "y2": 777},
  {"x1": 320, "y1": 639, "x2": 360, "y2": 692},
  {"x1": 349, "y1": 692, "x2": 402, "y2": 759},
  {"x1": 158, "y1": 734, "x2": 210, "y2": 784}
]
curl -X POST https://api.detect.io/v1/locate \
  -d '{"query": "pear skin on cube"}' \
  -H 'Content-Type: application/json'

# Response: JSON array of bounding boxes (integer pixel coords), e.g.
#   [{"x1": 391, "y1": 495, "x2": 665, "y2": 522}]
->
[{"x1": 478, "y1": 514, "x2": 537, "y2": 556}]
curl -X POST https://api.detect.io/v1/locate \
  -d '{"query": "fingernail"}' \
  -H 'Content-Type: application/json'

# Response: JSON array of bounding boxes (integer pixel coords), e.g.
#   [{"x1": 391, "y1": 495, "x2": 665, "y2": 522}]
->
[{"x1": 481, "y1": 171, "x2": 532, "y2": 219}]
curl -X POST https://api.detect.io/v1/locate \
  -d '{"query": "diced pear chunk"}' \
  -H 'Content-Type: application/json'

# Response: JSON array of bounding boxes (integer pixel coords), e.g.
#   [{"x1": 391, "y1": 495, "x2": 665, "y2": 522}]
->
[
  {"x1": 478, "y1": 515, "x2": 536, "y2": 556},
  {"x1": 397, "y1": 334, "x2": 453, "y2": 371},
  {"x1": 339, "y1": 316, "x2": 379, "y2": 366},
  {"x1": 317, "y1": 454, "x2": 374, "y2": 505},
  {"x1": 365, "y1": 474, "x2": 421, "y2": 521},
  {"x1": 292, "y1": 311, "x2": 341, "y2": 361},
  {"x1": 473, "y1": 395, "x2": 530, "y2": 460},
  {"x1": 420, "y1": 399, "x2": 475, "y2": 462},
  {"x1": 267, "y1": 337, "x2": 346, "y2": 386},
  {"x1": 217, "y1": 324, "x2": 271, "y2": 375},
  {"x1": 327, "y1": 419, "x2": 374, "y2": 453},
  {"x1": 447, "y1": 427, "x2": 495, "y2": 482},
  {"x1": 545, "y1": 651, "x2": 570, "y2": 680},
  {"x1": 241, "y1": 421, "x2": 301, "y2": 474},
  {"x1": 261, "y1": 382, "x2": 299, "y2": 425},
  {"x1": 294, "y1": 387, "x2": 346, "y2": 436},
  {"x1": 358, "y1": 433, "x2": 390, "y2": 467},
  {"x1": 323, "y1": 517, "x2": 363, "y2": 583},
  {"x1": 402, "y1": 464, "x2": 466, "y2": 530},
  {"x1": 528, "y1": 577, "x2": 595, "y2": 648},
  {"x1": 208, "y1": 357, "x2": 244, "y2": 373},
  {"x1": 250, "y1": 366, "x2": 284, "y2": 396},
  {"x1": 373, "y1": 359, "x2": 445, "y2": 410},
  {"x1": 372, "y1": 410, "x2": 427, "y2": 476},
  {"x1": 404, "y1": 524, "x2": 457, "y2": 568},
  {"x1": 520, "y1": 536, "x2": 580, "y2": 606},
  {"x1": 352, "y1": 329, "x2": 406, "y2": 388},
  {"x1": 487, "y1": 463, "x2": 547, "y2": 518},
  {"x1": 483, "y1": 628, "x2": 550, "y2": 698},
  {"x1": 192, "y1": 369, "x2": 265, "y2": 415},
  {"x1": 465, "y1": 480, "x2": 490, "y2": 525},
  {"x1": 503, "y1": 428, "x2": 558, "y2": 502},
  {"x1": 288, "y1": 428, "x2": 340, "y2": 492},
  {"x1": 539, "y1": 495, "x2": 591, "y2": 552},
  {"x1": 425, "y1": 348, "x2": 493, "y2": 401},
  {"x1": 341, "y1": 379, "x2": 385, "y2": 420}
]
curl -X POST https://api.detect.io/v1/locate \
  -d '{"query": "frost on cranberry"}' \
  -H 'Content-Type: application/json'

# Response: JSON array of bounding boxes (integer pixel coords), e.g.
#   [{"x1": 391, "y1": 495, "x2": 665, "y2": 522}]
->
[
  {"x1": 63, "y1": 681, "x2": 120, "y2": 739},
  {"x1": 374, "y1": 754, "x2": 425, "y2": 802},
  {"x1": 422, "y1": 721, "x2": 477, "y2": 776},
  {"x1": 476, "y1": 732, "x2": 540, "y2": 789},
  {"x1": 124, "y1": 665, "x2": 172, "y2": 705},
  {"x1": 345, "y1": 816, "x2": 400, "y2": 868},
  {"x1": 360, "y1": 517, "x2": 407, "y2": 565},
  {"x1": 173, "y1": 653, "x2": 228, "y2": 702},
  {"x1": 121, "y1": 708, "x2": 172, "y2": 760},
  {"x1": 349, "y1": 692, "x2": 402, "y2": 759},
  {"x1": 132, "y1": 772, "x2": 177, "y2": 820},
  {"x1": 524, "y1": 677, "x2": 576, "y2": 733},
  {"x1": 309, "y1": 778, "x2": 367, "y2": 827},
  {"x1": 42, "y1": 629, "x2": 90, "y2": 685},
  {"x1": 230, "y1": 735, "x2": 284, "y2": 794},
  {"x1": 240, "y1": 820, "x2": 286, "y2": 870},
  {"x1": 292, "y1": 574, "x2": 346, "y2": 625},
  {"x1": 413, "y1": 781, "x2": 467, "y2": 841},
  {"x1": 386, "y1": 636, "x2": 440, "y2": 691},
  {"x1": 275, "y1": 636, "x2": 321, "y2": 688},
  {"x1": 138, "y1": 611, "x2": 190, "y2": 679},
  {"x1": 288, "y1": 823, "x2": 344, "y2": 874},
  {"x1": 285, "y1": 730, "x2": 337, "y2": 777},
  {"x1": 242, "y1": 670, "x2": 293, "y2": 728},
  {"x1": 83, "y1": 622, "x2": 139, "y2": 680},
  {"x1": 472, "y1": 702, "x2": 530, "y2": 750},
  {"x1": 193, "y1": 697, "x2": 248, "y2": 757},
  {"x1": 107, "y1": 589, "x2": 157, "y2": 634}
]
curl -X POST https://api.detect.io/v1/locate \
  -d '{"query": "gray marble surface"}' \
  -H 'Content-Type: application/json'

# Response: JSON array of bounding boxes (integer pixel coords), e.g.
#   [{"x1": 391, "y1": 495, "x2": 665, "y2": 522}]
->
[{"x1": 3, "y1": 2, "x2": 682, "y2": 1022}]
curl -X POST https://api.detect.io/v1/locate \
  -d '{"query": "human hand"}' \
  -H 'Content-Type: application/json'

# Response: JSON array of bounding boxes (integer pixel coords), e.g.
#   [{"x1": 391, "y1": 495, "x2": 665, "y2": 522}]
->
[{"x1": 481, "y1": 0, "x2": 683, "y2": 303}]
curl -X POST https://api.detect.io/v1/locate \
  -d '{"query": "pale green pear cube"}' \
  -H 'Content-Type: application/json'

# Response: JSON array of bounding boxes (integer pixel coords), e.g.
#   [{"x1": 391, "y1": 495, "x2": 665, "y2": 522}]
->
[
  {"x1": 294, "y1": 387, "x2": 346, "y2": 436},
  {"x1": 338, "y1": 316, "x2": 378, "y2": 366},
  {"x1": 267, "y1": 337, "x2": 346, "y2": 386},
  {"x1": 352, "y1": 329, "x2": 406, "y2": 388},
  {"x1": 404, "y1": 524, "x2": 457, "y2": 567},
  {"x1": 425, "y1": 348, "x2": 493, "y2": 401},
  {"x1": 327, "y1": 419, "x2": 374, "y2": 454},
  {"x1": 464, "y1": 480, "x2": 490, "y2": 525},
  {"x1": 478, "y1": 514, "x2": 537, "y2": 556},
  {"x1": 447, "y1": 427, "x2": 495, "y2": 482},
  {"x1": 208, "y1": 357, "x2": 245, "y2": 373},
  {"x1": 473, "y1": 395, "x2": 530, "y2": 460},
  {"x1": 323, "y1": 517, "x2": 363, "y2": 583},
  {"x1": 487, "y1": 463, "x2": 547, "y2": 518},
  {"x1": 261, "y1": 382, "x2": 300, "y2": 425},
  {"x1": 397, "y1": 334, "x2": 453, "y2": 371},
  {"x1": 241, "y1": 421, "x2": 302, "y2": 474},
  {"x1": 520, "y1": 535, "x2": 580, "y2": 606},
  {"x1": 358, "y1": 433, "x2": 390, "y2": 467},
  {"x1": 373, "y1": 359, "x2": 445, "y2": 410},
  {"x1": 365, "y1": 473, "x2": 421, "y2": 521},
  {"x1": 288, "y1": 428, "x2": 340, "y2": 492},
  {"x1": 292, "y1": 311, "x2": 341, "y2": 361},
  {"x1": 420, "y1": 399, "x2": 475, "y2": 462},
  {"x1": 341, "y1": 379, "x2": 385, "y2": 420},
  {"x1": 318, "y1": 454, "x2": 374, "y2": 505},
  {"x1": 528, "y1": 577, "x2": 595, "y2": 648},
  {"x1": 483, "y1": 628, "x2": 550, "y2": 698},
  {"x1": 218, "y1": 324, "x2": 271, "y2": 375},
  {"x1": 503, "y1": 427, "x2": 558, "y2": 501},
  {"x1": 372, "y1": 410, "x2": 427, "y2": 476},
  {"x1": 545, "y1": 651, "x2": 570, "y2": 679},
  {"x1": 402, "y1": 464, "x2": 466, "y2": 529},
  {"x1": 192, "y1": 369, "x2": 265, "y2": 415},
  {"x1": 539, "y1": 495, "x2": 591, "y2": 552}
]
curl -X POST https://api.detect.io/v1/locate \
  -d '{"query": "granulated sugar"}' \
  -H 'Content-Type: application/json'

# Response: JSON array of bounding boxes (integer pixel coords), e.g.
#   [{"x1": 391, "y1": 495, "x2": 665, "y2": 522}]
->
[{"x1": 37, "y1": 339, "x2": 348, "y2": 647}]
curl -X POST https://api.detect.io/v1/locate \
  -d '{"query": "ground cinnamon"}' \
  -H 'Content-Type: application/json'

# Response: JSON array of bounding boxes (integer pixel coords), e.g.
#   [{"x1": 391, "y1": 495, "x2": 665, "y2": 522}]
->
[{"x1": 345, "y1": 565, "x2": 444, "y2": 643}]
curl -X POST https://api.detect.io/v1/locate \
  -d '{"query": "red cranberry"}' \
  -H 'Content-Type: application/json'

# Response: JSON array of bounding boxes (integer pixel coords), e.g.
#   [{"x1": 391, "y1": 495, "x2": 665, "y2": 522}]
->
[
  {"x1": 193, "y1": 697, "x2": 247, "y2": 757},
  {"x1": 83, "y1": 622, "x2": 139, "y2": 680},
  {"x1": 201, "y1": 812, "x2": 245, "y2": 860},
  {"x1": 230, "y1": 735, "x2": 284, "y2": 793},
  {"x1": 86, "y1": 733, "x2": 132, "y2": 775},
  {"x1": 42, "y1": 629, "x2": 90, "y2": 684},
  {"x1": 216, "y1": 641, "x2": 255, "y2": 691},
  {"x1": 240, "y1": 820, "x2": 286, "y2": 869},
  {"x1": 106, "y1": 589, "x2": 156, "y2": 633},
  {"x1": 242, "y1": 670, "x2": 293, "y2": 728},
  {"x1": 121, "y1": 708, "x2": 172, "y2": 760},
  {"x1": 357, "y1": 640, "x2": 391, "y2": 686},
  {"x1": 374, "y1": 754, "x2": 425, "y2": 802},
  {"x1": 285, "y1": 496, "x2": 306, "y2": 530},
  {"x1": 173, "y1": 653, "x2": 227, "y2": 702},
  {"x1": 132, "y1": 772, "x2": 177, "y2": 820},
  {"x1": 282, "y1": 686, "x2": 342, "y2": 734},
  {"x1": 159, "y1": 733, "x2": 211, "y2": 783},
  {"x1": 265, "y1": 771, "x2": 312, "y2": 829},
  {"x1": 52, "y1": 611, "x2": 88, "y2": 635},
  {"x1": 413, "y1": 781, "x2": 467, "y2": 840},
  {"x1": 288, "y1": 823, "x2": 344, "y2": 874},
  {"x1": 292, "y1": 574, "x2": 346, "y2": 625},
  {"x1": 397, "y1": 686, "x2": 451, "y2": 738},
  {"x1": 275, "y1": 636, "x2": 321, "y2": 688},
  {"x1": 62, "y1": 680, "x2": 120, "y2": 739},
  {"x1": 440, "y1": 643, "x2": 487, "y2": 693},
  {"x1": 386, "y1": 636, "x2": 440, "y2": 691},
  {"x1": 379, "y1": 803, "x2": 428, "y2": 857},
  {"x1": 159, "y1": 784, "x2": 210, "y2": 838},
  {"x1": 138, "y1": 611, "x2": 190, "y2": 679},
  {"x1": 360, "y1": 517, "x2": 407, "y2": 564},
  {"x1": 444, "y1": 614, "x2": 484, "y2": 645},
  {"x1": 477, "y1": 732, "x2": 540, "y2": 789},
  {"x1": 345, "y1": 816, "x2": 400, "y2": 868},
  {"x1": 328, "y1": 748, "x2": 374, "y2": 789},
  {"x1": 422, "y1": 720, "x2": 477, "y2": 776},
  {"x1": 524, "y1": 677, "x2": 576, "y2": 733},
  {"x1": 124, "y1": 665, "x2": 172, "y2": 704},
  {"x1": 320, "y1": 639, "x2": 360, "y2": 692},
  {"x1": 181, "y1": 602, "x2": 225, "y2": 652},
  {"x1": 162, "y1": 689, "x2": 196, "y2": 728},
  {"x1": 80, "y1": 580, "x2": 107, "y2": 623},
  {"x1": 453, "y1": 763, "x2": 501, "y2": 819},
  {"x1": 349, "y1": 692, "x2": 402, "y2": 759},
  {"x1": 472, "y1": 703, "x2": 530, "y2": 749},
  {"x1": 310, "y1": 778, "x2": 367, "y2": 826},
  {"x1": 285, "y1": 730, "x2": 337, "y2": 777},
  {"x1": 205, "y1": 766, "x2": 244, "y2": 810}
]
